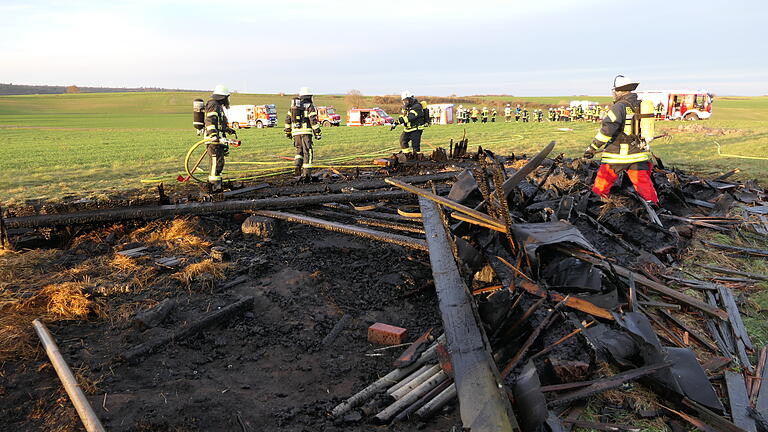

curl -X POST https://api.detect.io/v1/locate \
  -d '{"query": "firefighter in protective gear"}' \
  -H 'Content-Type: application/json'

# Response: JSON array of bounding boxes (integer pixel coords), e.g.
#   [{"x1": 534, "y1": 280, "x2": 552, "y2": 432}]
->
[
  {"x1": 481, "y1": 106, "x2": 489, "y2": 123},
  {"x1": 285, "y1": 86, "x2": 321, "y2": 180},
  {"x1": 204, "y1": 84, "x2": 237, "y2": 189},
  {"x1": 504, "y1": 104, "x2": 512, "y2": 122},
  {"x1": 491, "y1": 107, "x2": 497, "y2": 122},
  {"x1": 471, "y1": 107, "x2": 479, "y2": 122},
  {"x1": 536, "y1": 108, "x2": 543, "y2": 122},
  {"x1": 522, "y1": 108, "x2": 529, "y2": 122},
  {"x1": 515, "y1": 104, "x2": 521, "y2": 121},
  {"x1": 584, "y1": 75, "x2": 659, "y2": 205},
  {"x1": 397, "y1": 90, "x2": 426, "y2": 153}
]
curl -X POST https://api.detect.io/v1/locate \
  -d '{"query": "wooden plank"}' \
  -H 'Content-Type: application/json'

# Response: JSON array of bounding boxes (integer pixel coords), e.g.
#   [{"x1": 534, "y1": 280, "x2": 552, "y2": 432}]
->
[
  {"x1": 386, "y1": 178, "x2": 506, "y2": 230},
  {"x1": 719, "y1": 286, "x2": 754, "y2": 351},
  {"x1": 419, "y1": 197, "x2": 518, "y2": 432},
  {"x1": 725, "y1": 371, "x2": 758, "y2": 432}
]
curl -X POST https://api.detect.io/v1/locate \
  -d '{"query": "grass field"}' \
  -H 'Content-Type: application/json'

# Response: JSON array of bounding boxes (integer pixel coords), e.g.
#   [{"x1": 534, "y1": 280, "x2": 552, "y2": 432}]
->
[{"x1": 0, "y1": 92, "x2": 767, "y2": 202}]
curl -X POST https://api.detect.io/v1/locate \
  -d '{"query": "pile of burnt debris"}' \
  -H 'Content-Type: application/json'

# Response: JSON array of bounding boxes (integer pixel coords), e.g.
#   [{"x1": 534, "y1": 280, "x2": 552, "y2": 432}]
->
[
  {"x1": 327, "y1": 142, "x2": 768, "y2": 432},
  {"x1": 3, "y1": 139, "x2": 768, "y2": 432}
]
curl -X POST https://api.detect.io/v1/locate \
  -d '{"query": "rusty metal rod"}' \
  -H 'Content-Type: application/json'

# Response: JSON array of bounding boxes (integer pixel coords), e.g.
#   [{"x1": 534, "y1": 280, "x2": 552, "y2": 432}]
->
[{"x1": 253, "y1": 210, "x2": 427, "y2": 251}]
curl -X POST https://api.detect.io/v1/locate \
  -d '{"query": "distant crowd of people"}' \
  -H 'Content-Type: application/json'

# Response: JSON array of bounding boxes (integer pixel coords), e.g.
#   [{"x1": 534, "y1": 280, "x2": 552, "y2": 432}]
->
[{"x1": 426, "y1": 103, "x2": 611, "y2": 125}]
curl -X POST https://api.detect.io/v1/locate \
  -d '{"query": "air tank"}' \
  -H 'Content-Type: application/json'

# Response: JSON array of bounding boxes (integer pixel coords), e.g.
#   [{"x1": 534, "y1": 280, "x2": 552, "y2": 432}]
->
[
  {"x1": 193, "y1": 99, "x2": 205, "y2": 131},
  {"x1": 640, "y1": 99, "x2": 655, "y2": 143}
]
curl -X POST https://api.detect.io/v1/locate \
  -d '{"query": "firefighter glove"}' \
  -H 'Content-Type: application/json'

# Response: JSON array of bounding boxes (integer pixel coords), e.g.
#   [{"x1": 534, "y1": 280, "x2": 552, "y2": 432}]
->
[
  {"x1": 583, "y1": 147, "x2": 595, "y2": 159},
  {"x1": 226, "y1": 127, "x2": 237, "y2": 134},
  {"x1": 398, "y1": 116, "x2": 405, "y2": 124},
  {"x1": 314, "y1": 131, "x2": 322, "y2": 140},
  {"x1": 284, "y1": 128, "x2": 292, "y2": 139}
]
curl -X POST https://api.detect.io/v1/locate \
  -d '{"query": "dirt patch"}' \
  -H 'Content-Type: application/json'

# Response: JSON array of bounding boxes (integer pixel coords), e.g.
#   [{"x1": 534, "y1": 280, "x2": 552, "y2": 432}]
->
[{"x1": 0, "y1": 211, "x2": 455, "y2": 431}]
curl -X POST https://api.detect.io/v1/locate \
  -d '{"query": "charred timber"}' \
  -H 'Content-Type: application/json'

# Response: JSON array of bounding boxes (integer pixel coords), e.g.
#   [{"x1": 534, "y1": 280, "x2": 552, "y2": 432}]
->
[
  {"x1": 119, "y1": 296, "x2": 254, "y2": 363},
  {"x1": 419, "y1": 197, "x2": 519, "y2": 431},
  {"x1": 5, "y1": 189, "x2": 416, "y2": 229}
]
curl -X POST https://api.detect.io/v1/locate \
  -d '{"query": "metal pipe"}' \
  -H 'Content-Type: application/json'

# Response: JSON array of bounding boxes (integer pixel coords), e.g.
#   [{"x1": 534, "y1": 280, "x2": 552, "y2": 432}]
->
[
  {"x1": 375, "y1": 370, "x2": 449, "y2": 423},
  {"x1": 32, "y1": 319, "x2": 106, "y2": 432},
  {"x1": 330, "y1": 340, "x2": 441, "y2": 417},
  {"x1": 389, "y1": 364, "x2": 442, "y2": 400},
  {"x1": 415, "y1": 382, "x2": 457, "y2": 419},
  {"x1": 386, "y1": 363, "x2": 433, "y2": 395}
]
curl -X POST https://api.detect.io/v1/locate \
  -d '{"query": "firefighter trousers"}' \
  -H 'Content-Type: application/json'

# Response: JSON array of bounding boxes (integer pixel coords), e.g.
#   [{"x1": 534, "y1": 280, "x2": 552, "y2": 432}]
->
[
  {"x1": 592, "y1": 163, "x2": 659, "y2": 204},
  {"x1": 400, "y1": 129, "x2": 423, "y2": 153},
  {"x1": 206, "y1": 143, "x2": 226, "y2": 178},
  {"x1": 293, "y1": 134, "x2": 314, "y2": 176}
]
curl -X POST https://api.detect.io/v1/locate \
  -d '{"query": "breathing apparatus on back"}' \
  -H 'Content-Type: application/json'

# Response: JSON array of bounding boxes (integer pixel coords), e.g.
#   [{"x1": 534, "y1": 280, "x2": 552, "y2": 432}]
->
[{"x1": 193, "y1": 98, "x2": 205, "y2": 135}]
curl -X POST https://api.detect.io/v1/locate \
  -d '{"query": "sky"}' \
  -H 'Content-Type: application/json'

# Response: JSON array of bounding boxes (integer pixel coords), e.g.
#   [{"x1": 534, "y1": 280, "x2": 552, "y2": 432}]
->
[{"x1": 2, "y1": 0, "x2": 767, "y2": 96}]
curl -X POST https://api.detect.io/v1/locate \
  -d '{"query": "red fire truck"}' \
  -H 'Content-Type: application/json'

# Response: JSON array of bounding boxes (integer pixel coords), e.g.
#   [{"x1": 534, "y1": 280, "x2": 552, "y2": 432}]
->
[
  {"x1": 346, "y1": 108, "x2": 394, "y2": 126},
  {"x1": 636, "y1": 90, "x2": 713, "y2": 120}
]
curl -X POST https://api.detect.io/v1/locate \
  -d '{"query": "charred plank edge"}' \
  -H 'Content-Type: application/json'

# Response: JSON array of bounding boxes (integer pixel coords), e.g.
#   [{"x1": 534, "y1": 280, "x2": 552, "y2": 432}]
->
[
  {"x1": 725, "y1": 371, "x2": 758, "y2": 432},
  {"x1": 252, "y1": 210, "x2": 427, "y2": 251},
  {"x1": 419, "y1": 197, "x2": 518, "y2": 431},
  {"x1": 546, "y1": 361, "x2": 674, "y2": 407}
]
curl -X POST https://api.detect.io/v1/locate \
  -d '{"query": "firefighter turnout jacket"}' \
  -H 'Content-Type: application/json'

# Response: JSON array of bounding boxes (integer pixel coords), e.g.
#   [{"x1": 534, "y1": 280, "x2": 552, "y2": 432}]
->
[
  {"x1": 590, "y1": 93, "x2": 651, "y2": 165},
  {"x1": 204, "y1": 99, "x2": 229, "y2": 139},
  {"x1": 400, "y1": 99, "x2": 425, "y2": 132},
  {"x1": 285, "y1": 98, "x2": 321, "y2": 137}
]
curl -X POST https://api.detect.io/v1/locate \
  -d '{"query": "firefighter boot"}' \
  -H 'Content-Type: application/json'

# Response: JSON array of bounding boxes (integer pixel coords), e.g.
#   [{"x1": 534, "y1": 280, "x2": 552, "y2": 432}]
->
[{"x1": 294, "y1": 156, "x2": 303, "y2": 176}]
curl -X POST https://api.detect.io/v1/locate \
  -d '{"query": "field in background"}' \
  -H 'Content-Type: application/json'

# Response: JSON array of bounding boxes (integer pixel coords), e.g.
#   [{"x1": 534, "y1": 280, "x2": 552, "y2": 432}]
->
[{"x1": 0, "y1": 92, "x2": 766, "y2": 201}]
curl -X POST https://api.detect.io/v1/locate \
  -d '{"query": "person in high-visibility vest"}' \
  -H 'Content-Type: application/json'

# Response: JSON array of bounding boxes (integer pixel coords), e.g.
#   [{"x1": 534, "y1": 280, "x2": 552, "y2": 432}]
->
[
  {"x1": 655, "y1": 102, "x2": 665, "y2": 119},
  {"x1": 522, "y1": 108, "x2": 529, "y2": 122},
  {"x1": 491, "y1": 108, "x2": 497, "y2": 122},
  {"x1": 548, "y1": 107, "x2": 555, "y2": 121},
  {"x1": 204, "y1": 84, "x2": 237, "y2": 191},
  {"x1": 471, "y1": 107, "x2": 479, "y2": 122},
  {"x1": 481, "y1": 106, "x2": 489, "y2": 123},
  {"x1": 515, "y1": 104, "x2": 521, "y2": 122},
  {"x1": 584, "y1": 75, "x2": 659, "y2": 205},
  {"x1": 285, "y1": 86, "x2": 322, "y2": 180},
  {"x1": 536, "y1": 108, "x2": 543, "y2": 122},
  {"x1": 397, "y1": 90, "x2": 427, "y2": 153},
  {"x1": 504, "y1": 104, "x2": 512, "y2": 122}
]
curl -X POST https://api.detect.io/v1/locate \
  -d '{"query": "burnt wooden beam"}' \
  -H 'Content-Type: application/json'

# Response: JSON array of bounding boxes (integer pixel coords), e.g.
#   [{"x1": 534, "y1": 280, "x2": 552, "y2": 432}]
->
[
  {"x1": 5, "y1": 189, "x2": 417, "y2": 229},
  {"x1": 252, "y1": 210, "x2": 427, "y2": 251},
  {"x1": 419, "y1": 197, "x2": 519, "y2": 432},
  {"x1": 701, "y1": 241, "x2": 768, "y2": 257},
  {"x1": 119, "y1": 296, "x2": 254, "y2": 363},
  {"x1": 696, "y1": 264, "x2": 768, "y2": 282},
  {"x1": 546, "y1": 362, "x2": 674, "y2": 407}
]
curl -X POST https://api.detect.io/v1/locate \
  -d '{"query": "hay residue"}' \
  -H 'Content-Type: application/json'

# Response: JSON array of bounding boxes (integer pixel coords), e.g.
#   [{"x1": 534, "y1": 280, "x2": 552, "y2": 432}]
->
[{"x1": 173, "y1": 259, "x2": 229, "y2": 285}]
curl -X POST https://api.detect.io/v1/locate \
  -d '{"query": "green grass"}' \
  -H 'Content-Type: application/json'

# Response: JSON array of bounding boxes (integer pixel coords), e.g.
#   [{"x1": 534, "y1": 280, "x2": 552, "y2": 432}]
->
[{"x1": 1, "y1": 92, "x2": 767, "y2": 201}]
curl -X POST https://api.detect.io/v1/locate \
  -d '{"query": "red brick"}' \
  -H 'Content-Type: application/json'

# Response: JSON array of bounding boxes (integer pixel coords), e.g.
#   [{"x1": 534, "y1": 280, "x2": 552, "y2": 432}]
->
[{"x1": 368, "y1": 323, "x2": 408, "y2": 346}]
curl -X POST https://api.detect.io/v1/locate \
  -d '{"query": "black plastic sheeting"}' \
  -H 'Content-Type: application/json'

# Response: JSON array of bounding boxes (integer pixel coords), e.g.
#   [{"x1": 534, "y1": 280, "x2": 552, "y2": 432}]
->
[{"x1": 585, "y1": 312, "x2": 724, "y2": 413}]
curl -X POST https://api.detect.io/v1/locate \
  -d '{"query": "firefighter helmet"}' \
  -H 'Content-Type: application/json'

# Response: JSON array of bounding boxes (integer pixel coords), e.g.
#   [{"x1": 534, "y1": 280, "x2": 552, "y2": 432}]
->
[
  {"x1": 401, "y1": 90, "x2": 413, "y2": 100},
  {"x1": 612, "y1": 75, "x2": 639, "y2": 91},
  {"x1": 299, "y1": 87, "x2": 312, "y2": 97},
  {"x1": 212, "y1": 85, "x2": 230, "y2": 96},
  {"x1": 506, "y1": 103, "x2": 510, "y2": 107}
]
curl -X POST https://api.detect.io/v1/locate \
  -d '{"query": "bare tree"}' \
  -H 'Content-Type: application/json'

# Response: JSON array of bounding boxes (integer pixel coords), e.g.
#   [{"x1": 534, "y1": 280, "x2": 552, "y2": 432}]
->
[{"x1": 345, "y1": 89, "x2": 364, "y2": 109}]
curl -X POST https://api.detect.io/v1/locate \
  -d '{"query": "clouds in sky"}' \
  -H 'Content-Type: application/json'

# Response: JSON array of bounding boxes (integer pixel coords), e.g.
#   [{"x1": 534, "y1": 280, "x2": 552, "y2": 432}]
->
[{"x1": 2, "y1": 0, "x2": 766, "y2": 95}]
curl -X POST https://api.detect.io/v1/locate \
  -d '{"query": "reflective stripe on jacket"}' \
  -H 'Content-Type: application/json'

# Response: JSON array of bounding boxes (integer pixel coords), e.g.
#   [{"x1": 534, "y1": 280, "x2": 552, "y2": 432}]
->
[{"x1": 592, "y1": 93, "x2": 651, "y2": 164}]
